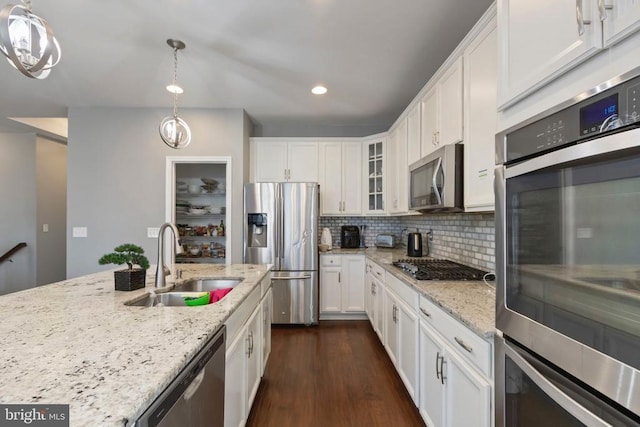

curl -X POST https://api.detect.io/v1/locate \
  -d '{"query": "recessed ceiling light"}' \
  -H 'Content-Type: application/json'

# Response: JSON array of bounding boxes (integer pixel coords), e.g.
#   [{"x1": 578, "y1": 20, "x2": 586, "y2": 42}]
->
[
  {"x1": 312, "y1": 85, "x2": 327, "y2": 95},
  {"x1": 166, "y1": 84, "x2": 184, "y2": 94}
]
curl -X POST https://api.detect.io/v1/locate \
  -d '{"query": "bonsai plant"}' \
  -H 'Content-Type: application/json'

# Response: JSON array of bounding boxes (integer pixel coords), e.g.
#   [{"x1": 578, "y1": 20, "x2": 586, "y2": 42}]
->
[{"x1": 99, "y1": 243, "x2": 150, "y2": 291}]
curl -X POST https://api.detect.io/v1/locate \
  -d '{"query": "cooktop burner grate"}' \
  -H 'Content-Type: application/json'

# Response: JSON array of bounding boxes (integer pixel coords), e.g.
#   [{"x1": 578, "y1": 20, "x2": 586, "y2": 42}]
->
[{"x1": 392, "y1": 259, "x2": 491, "y2": 281}]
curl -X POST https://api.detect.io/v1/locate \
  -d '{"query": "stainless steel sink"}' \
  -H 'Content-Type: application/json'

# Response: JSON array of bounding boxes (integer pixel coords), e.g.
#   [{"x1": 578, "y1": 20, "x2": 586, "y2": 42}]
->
[
  {"x1": 126, "y1": 292, "x2": 198, "y2": 307},
  {"x1": 174, "y1": 278, "x2": 242, "y2": 292},
  {"x1": 125, "y1": 278, "x2": 242, "y2": 307}
]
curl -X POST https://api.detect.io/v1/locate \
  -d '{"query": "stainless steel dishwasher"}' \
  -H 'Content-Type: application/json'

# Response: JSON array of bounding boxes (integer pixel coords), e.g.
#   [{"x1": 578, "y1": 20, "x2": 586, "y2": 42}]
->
[{"x1": 134, "y1": 326, "x2": 226, "y2": 427}]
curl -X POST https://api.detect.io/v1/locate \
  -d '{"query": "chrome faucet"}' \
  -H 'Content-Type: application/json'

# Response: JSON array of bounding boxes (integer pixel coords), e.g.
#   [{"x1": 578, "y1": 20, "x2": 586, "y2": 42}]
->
[{"x1": 155, "y1": 222, "x2": 184, "y2": 288}]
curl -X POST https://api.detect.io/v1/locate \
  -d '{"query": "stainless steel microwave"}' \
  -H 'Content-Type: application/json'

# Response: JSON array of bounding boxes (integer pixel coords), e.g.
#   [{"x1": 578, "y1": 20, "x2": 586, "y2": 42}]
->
[{"x1": 408, "y1": 144, "x2": 463, "y2": 212}]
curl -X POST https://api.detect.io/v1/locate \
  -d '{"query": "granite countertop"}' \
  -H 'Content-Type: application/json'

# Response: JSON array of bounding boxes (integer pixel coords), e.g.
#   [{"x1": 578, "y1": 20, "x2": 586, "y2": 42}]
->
[
  {"x1": 0, "y1": 264, "x2": 271, "y2": 427},
  {"x1": 344, "y1": 247, "x2": 496, "y2": 339}
]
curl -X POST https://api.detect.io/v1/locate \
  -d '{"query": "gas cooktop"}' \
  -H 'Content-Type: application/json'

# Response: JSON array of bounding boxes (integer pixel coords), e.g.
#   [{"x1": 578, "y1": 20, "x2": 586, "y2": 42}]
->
[{"x1": 392, "y1": 259, "x2": 491, "y2": 281}]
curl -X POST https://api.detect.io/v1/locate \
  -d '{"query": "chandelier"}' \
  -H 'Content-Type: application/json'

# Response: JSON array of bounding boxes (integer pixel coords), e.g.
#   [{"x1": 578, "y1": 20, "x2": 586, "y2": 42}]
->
[
  {"x1": 159, "y1": 39, "x2": 191, "y2": 149},
  {"x1": 0, "y1": 0, "x2": 61, "y2": 79}
]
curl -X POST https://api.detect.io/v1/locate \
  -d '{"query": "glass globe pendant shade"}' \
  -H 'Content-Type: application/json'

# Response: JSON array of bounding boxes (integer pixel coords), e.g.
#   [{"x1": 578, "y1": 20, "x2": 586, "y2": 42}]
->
[
  {"x1": 0, "y1": 2, "x2": 61, "y2": 79},
  {"x1": 159, "y1": 115, "x2": 191, "y2": 149}
]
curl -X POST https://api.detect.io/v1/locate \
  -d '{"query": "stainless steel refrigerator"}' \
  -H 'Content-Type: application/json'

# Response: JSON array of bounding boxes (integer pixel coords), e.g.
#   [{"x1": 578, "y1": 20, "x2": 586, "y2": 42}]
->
[{"x1": 243, "y1": 182, "x2": 319, "y2": 325}]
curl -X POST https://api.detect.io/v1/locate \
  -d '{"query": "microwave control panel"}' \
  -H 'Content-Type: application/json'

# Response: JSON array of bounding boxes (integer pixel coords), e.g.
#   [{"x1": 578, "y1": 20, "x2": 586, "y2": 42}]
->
[{"x1": 505, "y1": 73, "x2": 640, "y2": 164}]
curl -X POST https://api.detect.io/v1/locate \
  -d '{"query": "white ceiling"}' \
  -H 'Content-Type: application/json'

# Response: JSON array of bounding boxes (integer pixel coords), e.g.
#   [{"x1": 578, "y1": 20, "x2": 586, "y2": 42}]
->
[{"x1": 0, "y1": 0, "x2": 493, "y2": 136}]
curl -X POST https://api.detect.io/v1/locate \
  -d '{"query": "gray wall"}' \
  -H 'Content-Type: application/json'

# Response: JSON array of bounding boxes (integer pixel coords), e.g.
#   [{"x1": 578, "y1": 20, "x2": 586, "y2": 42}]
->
[
  {"x1": 67, "y1": 107, "x2": 249, "y2": 278},
  {"x1": 0, "y1": 133, "x2": 36, "y2": 294},
  {"x1": 36, "y1": 136, "x2": 67, "y2": 285}
]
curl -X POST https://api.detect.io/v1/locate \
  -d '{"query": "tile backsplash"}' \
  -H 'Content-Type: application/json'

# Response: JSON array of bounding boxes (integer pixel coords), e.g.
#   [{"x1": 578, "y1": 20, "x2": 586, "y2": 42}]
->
[{"x1": 319, "y1": 213, "x2": 495, "y2": 272}]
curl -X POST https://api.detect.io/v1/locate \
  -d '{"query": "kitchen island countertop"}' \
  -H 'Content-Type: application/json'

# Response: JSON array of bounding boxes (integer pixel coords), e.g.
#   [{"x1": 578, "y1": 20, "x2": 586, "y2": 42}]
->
[
  {"x1": 322, "y1": 247, "x2": 496, "y2": 338},
  {"x1": 0, "y1": 263, "x2": 271, "y2": 426}
]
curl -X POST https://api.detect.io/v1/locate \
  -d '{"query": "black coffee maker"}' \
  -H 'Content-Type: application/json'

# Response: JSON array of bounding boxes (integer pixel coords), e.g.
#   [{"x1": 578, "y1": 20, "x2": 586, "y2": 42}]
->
[
  {"x1": 341, "y1": 226, "x2": 360, "y2": 248},
  {"x1": 407, "y1": 228, "x2": 423, "y2": 257}
]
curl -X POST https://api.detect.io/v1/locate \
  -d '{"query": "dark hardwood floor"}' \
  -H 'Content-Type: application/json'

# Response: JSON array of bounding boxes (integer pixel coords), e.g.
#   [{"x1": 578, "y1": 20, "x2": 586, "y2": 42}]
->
[{"x1": 246, "y1": 320, "x2": 425, "y2": 427}]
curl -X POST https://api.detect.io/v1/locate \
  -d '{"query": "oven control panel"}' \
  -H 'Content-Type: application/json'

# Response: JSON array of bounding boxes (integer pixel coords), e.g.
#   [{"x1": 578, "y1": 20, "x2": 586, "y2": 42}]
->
[{"x1": 505, "y1": 74, "x2": 640, "y2": 164}]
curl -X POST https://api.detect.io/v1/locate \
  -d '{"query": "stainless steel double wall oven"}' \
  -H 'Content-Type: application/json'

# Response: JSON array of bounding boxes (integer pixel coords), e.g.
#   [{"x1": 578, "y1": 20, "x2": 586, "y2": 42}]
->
[{"x1": 495, "y1": 69, "x2": 640, "y2": 426}]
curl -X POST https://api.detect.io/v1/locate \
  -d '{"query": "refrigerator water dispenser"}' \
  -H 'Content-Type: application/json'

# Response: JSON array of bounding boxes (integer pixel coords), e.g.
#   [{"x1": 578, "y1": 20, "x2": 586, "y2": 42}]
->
[{"x1": 247, "y1": 213, "x2": 268, "y2": 247}]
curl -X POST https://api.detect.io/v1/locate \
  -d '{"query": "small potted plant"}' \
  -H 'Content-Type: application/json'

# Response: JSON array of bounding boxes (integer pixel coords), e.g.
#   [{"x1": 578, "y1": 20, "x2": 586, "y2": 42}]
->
[{"x1": 99, "y1": 243, "x2": 150, "y2": 291}]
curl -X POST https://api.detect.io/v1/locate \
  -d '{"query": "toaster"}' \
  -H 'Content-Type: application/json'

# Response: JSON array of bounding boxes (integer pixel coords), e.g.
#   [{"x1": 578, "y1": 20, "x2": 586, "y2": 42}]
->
[{"x1": 375, "y1": 234, "x2": 396, "y2": 248}]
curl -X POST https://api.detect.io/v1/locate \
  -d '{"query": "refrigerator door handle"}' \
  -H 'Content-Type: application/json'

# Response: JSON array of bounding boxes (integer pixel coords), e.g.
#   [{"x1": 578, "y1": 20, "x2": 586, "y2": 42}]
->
[
  {"x1": 275, "y1": 184, "x2": 282, "y2": 269},
  {"x1": 272, "y1": 275, "x2": 312, "y2": 281}
]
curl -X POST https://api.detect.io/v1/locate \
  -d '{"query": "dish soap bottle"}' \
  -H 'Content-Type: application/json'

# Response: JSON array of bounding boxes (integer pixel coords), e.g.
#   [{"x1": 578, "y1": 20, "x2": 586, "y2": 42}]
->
[{"x1": 218, "y1": 219, "x2": 225, "y2": 236}]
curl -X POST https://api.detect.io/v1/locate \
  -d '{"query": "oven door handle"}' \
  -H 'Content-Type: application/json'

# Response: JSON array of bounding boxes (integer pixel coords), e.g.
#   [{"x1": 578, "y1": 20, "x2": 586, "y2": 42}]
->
[
  {"x1": 504, "y1": 342, "x2": 612, "y2": 427},
  {"x1": 431, "y1": 157, "x2": 443, "y2": 205}
]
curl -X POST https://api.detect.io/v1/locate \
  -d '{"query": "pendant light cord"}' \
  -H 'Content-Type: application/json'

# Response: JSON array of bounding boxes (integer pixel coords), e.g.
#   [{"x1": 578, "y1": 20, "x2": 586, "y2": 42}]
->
[
  {"x1": 22, "y1": 0, "x2": 32, "y2": 11},
  {"x1": 172, "y1": 47, "x2": 179, "y2": 119}
]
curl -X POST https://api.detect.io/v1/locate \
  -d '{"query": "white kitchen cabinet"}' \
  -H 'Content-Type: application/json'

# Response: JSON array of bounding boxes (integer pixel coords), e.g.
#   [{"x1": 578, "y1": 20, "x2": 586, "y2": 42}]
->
[
  {"x1": 253, "y1": 140, "x2": 318, "y2": 182},
  {"x1": 224, "y1": 325, "x2": 247, "y2": 427},
  {"x1": 603, "y1": 0, "x2": 640, "y2": 46},
  {"x1": 388, "y1": 118, "x2": 409, "y2": 214},
  {"x1": 419, "y1": 320, "x2": 492, "y2": 427},
  {"x1": 419, "y1": 320, "x2": 446, "y2": 427},
  {"x1": 364, "y1": 263, "x2": 374, "y2": 322},
  {"x1": 246, "y1": 305, "x2": 262, "y2": 411},
  {"x1": 367, "y1": 261, "x2": 386, "y2": 341},
  {"x1": 319, "y1": 254, "x2": 365, "y2": 316},
  {"x1": 418, "y1": 296, "x2": 492, "y2": 427},
  {"x1": 384, "y1": 289, "x2": 399, "y2": 366},
  {"x1": 224, "y1": 282, "x2": 269, "y2": 427},
  {"x1": 225, "y1": 304, "x2": 261, "y2": 427},
  {"x1": 497, "y1": 0, "x2": 602, "y2": 110},
  {"x1": 420, "y1": 57, "x2": 464, "y2": 157},
  {"x1": 362, "y1": 138, "x2": 386, "y2": 214},
  {"x1": 261, "y1": 287, "x2": 272, "y2": 372},
  {"x1": 319, "y1": 142, "x2": 362, "y2": 215},
  {"x1": 463, "y1": 18, "x2": 497, "y2": 212},
  {"x1": 407, "y1": 103, "x2": 422, "y2": 166},
  {"x1": 384, "y1": 273, "x2": 420, "y2": 404}
]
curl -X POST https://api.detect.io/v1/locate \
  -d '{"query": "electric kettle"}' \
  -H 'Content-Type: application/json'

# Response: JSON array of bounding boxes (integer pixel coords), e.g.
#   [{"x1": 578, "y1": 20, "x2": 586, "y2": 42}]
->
[
  {"x1": 407, "y1": 228, "x2": 423, "y2": 257},
  {"x1": 321, "y1": 228, "x2": 333, "y2": 250}
]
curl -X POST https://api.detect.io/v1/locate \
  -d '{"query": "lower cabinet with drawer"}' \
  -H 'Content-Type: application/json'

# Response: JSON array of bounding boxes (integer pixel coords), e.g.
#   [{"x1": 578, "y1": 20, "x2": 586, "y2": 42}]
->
[
  {"x1": 418, "y1": 296, "x2": 492, "y2": 427},
  {"x1": 320, "y1": 254, "x2": 365, "y2": 318}
]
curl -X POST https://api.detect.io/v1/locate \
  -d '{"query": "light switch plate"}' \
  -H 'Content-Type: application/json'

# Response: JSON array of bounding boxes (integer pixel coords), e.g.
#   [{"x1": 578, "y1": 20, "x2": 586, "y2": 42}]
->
[
  {"x1": 147, "y1": 227, "x2": 160, "y2": 238},
  {"x1": 42, "y1": 224, "x2": 49, "y2": 233},
  {"x1": 72, "y1": 227, "x2": 88, "y2": 238}
]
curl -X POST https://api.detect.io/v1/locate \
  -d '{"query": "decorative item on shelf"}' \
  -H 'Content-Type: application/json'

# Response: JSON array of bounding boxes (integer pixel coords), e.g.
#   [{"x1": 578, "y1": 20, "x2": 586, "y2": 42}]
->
[
  {"x1": 218, "y1": 219, "x2": 225, "y2": 236},
  {"x1": 98, "y1": 243, "x2": 150, "y2": 291},
  {"x1": 0, "y1": 0, "x2": 61, "y2": 79},
  {"x1": 159, "y1": 38, "x2": 191, "y2": 149},
  {"x1": 200, "y1": 177, "x2": 219, "y2": 193}
]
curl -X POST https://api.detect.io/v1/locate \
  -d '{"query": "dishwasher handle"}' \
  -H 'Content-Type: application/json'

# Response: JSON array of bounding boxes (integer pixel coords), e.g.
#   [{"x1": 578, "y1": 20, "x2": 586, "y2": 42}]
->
[{"x1": 182, "y1": 369, "x2": 206, "y2": 401}]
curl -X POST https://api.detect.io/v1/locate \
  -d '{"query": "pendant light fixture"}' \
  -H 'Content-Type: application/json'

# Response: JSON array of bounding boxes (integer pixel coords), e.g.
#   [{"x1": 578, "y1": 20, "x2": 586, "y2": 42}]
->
[
  {"x1": 159, "y1": 39, "x2": 191, "y2": 149},
  {"x1": 0, "y1": 0, "x2": 61, "y2": 79}
]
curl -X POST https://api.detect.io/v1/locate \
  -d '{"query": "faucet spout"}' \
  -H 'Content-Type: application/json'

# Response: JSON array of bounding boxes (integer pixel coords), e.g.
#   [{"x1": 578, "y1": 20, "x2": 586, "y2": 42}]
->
[{"x1": 155, "y1": 222, "x2": 183, "y2": 288}]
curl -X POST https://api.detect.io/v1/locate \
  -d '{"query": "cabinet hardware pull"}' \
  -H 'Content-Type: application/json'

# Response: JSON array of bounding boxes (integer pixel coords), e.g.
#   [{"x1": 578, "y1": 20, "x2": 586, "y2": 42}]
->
[
  {"x1": 440, "y1": 359, "x2": 446, "y2": 384},
  {"x1": 576, "y1": 0, "x2": 591, "y2": 36},
  {"x1": 436, "y1": 351, "x2": 441, "y2": 380},
  {"x1": 454, "y1": 336, "x2": 473, "y2": 353},
  {"x1": 246, "y1": 334, "x2": 252, "y2": 357},
  {"x1": 419, "y1": 307, "x2": 432, "y2": 318},
  {"x1": 338, "y1": 272, "x2": 341, "y2": 283}
]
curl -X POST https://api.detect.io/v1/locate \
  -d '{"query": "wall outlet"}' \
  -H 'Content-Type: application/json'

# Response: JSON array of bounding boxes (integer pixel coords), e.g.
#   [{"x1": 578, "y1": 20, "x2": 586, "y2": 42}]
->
[
  {"x1": 72, "y1": 227, "x2": 88, "y2": 238},
  {"x1": 147, "y1": 227, "x2": 160, "y2": 238},
  {"x1": 42, "y1": 224, "x2": 49, "y2": 233}
]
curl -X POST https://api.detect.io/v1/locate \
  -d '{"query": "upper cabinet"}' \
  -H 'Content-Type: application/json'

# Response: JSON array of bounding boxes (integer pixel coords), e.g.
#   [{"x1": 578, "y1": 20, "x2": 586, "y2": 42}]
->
[
  {"x1": 253, "y1": 140, "x2": 318, "y2": 182},
  {"x1": 603, "y1": 0, "x2": 640, "y2": 46},
  {"x1": 420, "y1": 57, "x2": 464, "y2": 157},
  {"x1": 388, "y1": 119, "x2": 409, "y2": 214},
  {"x1": 362, "y1": 138, "x2": 386, "y2": 215},
  {"x1": 464, "y1": 19, "x2": 498, "y2": 212},
  {"x1": 498, "y1": 0, "x2": 640, "y2": 110},
  {"x1": 407, "y1": 103, "x2": 421, "y2": 166},
  {"x1": 319, "y1": 141, "x2": 362, "y2": 215}
]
